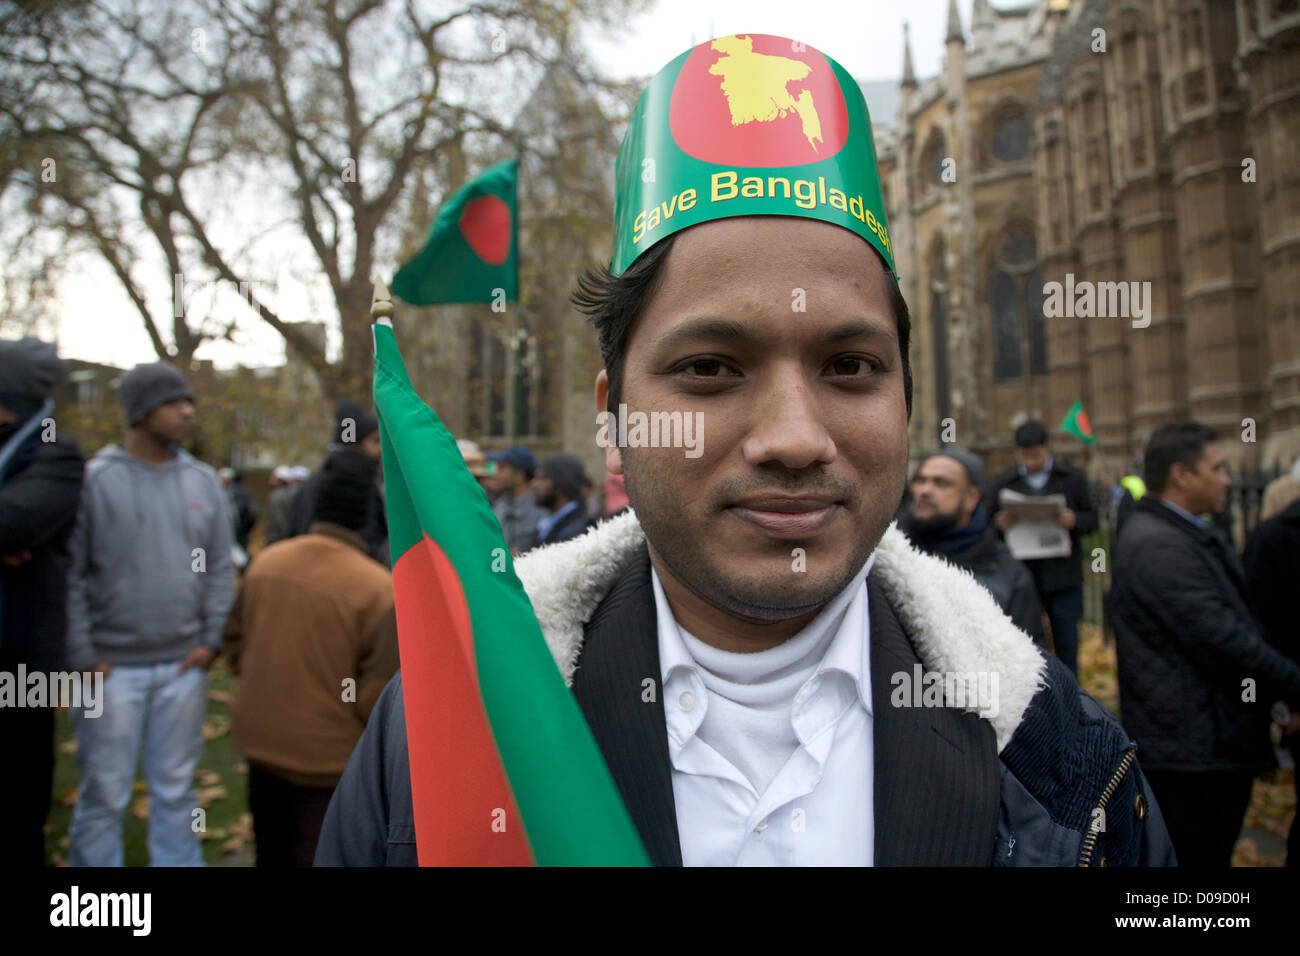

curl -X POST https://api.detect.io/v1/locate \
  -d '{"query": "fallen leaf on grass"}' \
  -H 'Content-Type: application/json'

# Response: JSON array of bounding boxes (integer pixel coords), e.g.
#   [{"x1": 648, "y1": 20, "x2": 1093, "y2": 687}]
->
[
  {"x1": 131, "y1": 796, "x2": 149, "y2": 819},
  {"x1": 195, "y1": 785, "x2": 228, "y2": 808},
  {"x1": 220, "y1": 835, "x2": 246, "y2": 855},
  {"x1": 58, "y1": 739, "x2": 77, "y2": 755},
  {"x1": 202, "y1": 716, "x2": 231, "y2": 741},
  {"x1": 56, "y1": 787, "x2": 78, "y2": 808},
  {"x1": 196, "y1": 769, "x2": 222, "y2": 787},
  {"x1": 207, "y1": 689, "x2": 235, "y2": 706}
]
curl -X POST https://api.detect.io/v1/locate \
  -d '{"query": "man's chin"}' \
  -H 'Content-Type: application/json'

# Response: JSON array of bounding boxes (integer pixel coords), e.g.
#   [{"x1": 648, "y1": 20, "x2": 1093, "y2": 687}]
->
[{"x1": 700, "y1": 564, "x2": 864, "y2": 623}]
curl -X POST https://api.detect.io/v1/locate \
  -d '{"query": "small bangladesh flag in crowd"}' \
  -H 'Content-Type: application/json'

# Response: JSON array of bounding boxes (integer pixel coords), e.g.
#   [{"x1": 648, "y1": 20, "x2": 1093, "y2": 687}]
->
[
  {"x1": 1060, "y1": 399, "x2": 1096, "y2": 444},
  {"x1": 392, "y1": 158, "x2": 518, "y2": 306},
  {"x1": 372, "y1": 311, "x2": 649, "y2": 866}
]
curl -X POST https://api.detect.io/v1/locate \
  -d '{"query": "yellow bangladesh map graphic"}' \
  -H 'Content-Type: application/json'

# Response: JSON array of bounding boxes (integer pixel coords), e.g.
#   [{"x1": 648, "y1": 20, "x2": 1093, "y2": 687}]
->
[{"x1": 707, "y1": 35, "x2": 824, "y2": 153}]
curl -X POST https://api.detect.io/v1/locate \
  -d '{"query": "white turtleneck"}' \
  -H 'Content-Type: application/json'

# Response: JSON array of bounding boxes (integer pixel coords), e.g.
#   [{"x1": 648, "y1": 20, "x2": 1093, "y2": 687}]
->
[{"x1": 652, "y1": 557, "x2": 874, "y2": 866}]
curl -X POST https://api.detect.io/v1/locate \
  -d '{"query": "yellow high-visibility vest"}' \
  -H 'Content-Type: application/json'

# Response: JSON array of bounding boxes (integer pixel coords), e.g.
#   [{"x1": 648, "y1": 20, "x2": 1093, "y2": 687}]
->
[{"x1": 1120, "y1": 474, "x2": 1146, "y2": 500}]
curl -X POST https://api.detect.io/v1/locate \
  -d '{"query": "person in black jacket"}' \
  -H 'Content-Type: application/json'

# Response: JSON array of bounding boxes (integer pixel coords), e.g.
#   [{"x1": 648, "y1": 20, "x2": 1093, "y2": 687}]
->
[
  {"x1": 1110, "y1": 422, "x2": 1300, "y2": 867},
  {"x1": 1243, "y1": 495, "x2": 1300, "y2": 865},
  {"x1": 219, "y1": 467, "x2": 259, "y2": 554},
  {"x1": 531, "y1": 452, "x2": 592, "y2": 547},
  {"x1": 985, "y1": 421, "x2": 1097, "y2": 676},
  {"x1": 290, "y1": 399, "x2": 388, "y2": 565},
  {"x1": 0, "y1": 337, "x2": 85, "y2": 865},
  {"x1": 902, "y1": 448, "x2": 1046, "y2": 646}
]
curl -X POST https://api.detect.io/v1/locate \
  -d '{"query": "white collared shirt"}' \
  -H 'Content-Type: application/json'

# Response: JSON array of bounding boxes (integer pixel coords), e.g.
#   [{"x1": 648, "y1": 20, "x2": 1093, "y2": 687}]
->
[
  {"x1": 652, "y1": 558, "x2": 874, "y2": 866},
  {"x1": 1019, "y1": 454, "x2": 1054, "y2": 491}
]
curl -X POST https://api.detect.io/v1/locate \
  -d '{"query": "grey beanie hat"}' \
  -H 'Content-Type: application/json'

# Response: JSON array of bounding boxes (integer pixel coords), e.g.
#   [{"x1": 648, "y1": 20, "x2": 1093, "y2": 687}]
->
[
  {"x1": 119, "y1": 361, "x2": 194, "y2": 426},
  {"x1": 926, "y1": 446, "x2": 985, "y2": 488},
  {"x1": 0, "y1": 337, "x2": 65, "y2": 420}
]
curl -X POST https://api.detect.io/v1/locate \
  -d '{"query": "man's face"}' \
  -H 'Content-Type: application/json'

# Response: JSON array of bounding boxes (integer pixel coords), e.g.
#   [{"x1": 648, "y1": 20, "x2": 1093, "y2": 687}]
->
[
  {"x1": 494, "y1": 462, "x2": 518, "y2": 495},
  {"x1": 1177, "y1": 441, "x2": 1230, "y2": 515},
  {"x1": 531, "y1": 470, "x2": 557, "y2": 510},
  {"x1": 1015, "y1": 443, "x2": 1049, "y2": 474},
  {"x1": 598, "y1": 216, "x2": 908, "y2": 624},
  {"x1": 910, "y1": 456, "x2": 977, "y2": 528},
  {"x1": 360, "y1": 429, "x2": 383, "y2": 462},
  {"x1": 142, "y1": 397, "x2": 195, "y2": 444}
]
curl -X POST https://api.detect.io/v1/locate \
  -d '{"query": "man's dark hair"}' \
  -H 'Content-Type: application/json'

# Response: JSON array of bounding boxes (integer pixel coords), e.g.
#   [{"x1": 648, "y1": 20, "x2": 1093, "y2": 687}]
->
[
  {"x1": 1144, "y1": 421, "x2": 1218, "y2": 494},
  {"x1": 1014, "y1": 421, "x2": 1048, "y2": 448},
  {"x1": 572, "y1": 232, "x2": 913, "y2": 419},
  {"x1": 314, "y1": 449, "x2": 378, "y2": 531}
]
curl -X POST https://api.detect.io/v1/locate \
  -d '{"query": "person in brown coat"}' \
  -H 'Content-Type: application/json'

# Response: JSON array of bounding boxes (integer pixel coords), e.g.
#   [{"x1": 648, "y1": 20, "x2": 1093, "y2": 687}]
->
[{"x1": 221, "y1": 449, "x2": 396, "y2": 866}]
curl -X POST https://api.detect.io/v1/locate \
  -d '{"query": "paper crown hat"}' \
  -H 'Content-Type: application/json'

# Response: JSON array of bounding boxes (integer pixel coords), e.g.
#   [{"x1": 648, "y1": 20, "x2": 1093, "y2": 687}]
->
[{"x1": 612, "y1": 33, "x2": 895, "y2": 278}]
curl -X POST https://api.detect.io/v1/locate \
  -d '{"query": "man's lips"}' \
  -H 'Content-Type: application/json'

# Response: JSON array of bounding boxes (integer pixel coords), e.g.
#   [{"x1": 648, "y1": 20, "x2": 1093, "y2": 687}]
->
[{"x1": 726, "y1": 496, "x2": 841, "y2": 537}]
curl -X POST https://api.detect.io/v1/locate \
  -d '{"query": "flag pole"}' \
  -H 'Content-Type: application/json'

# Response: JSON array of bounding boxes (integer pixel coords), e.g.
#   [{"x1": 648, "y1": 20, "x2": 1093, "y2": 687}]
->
[{"x1": 371, "y1": 277, "x2": 394, "y2": 327}]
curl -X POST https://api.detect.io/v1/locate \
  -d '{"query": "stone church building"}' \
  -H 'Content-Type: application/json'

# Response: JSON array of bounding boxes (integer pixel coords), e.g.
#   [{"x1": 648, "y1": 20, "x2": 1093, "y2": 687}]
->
[{"x1": 878, "y1": 0, "x2": 1299, "y2": 477}]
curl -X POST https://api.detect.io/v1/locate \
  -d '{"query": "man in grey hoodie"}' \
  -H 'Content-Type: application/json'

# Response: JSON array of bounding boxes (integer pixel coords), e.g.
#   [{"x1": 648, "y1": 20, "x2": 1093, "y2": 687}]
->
[{"x1": 66, "y1": 361, "x2": 234, "y2": 866}]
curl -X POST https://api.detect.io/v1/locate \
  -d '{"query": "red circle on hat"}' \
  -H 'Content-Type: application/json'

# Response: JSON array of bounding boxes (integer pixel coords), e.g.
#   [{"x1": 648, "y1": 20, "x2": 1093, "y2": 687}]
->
[
  {"x1": 458, "y1": 195, "x2": 512, "y2": 265},
  {"x1": 669, "y1": 35, "x2": 849, "y2": 168}
]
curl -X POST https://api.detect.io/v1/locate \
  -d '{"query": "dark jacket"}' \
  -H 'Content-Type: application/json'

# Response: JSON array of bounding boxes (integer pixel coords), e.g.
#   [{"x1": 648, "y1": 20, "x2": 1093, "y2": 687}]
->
[
  {"x1": 291, "y1": 456, "x2": 389, "y2": 565},
  {"x1": 905, "y1": 518, "x2": 1046, "y2": 647},
  {"x1": 1243, "y1": 497, "x2": 1300, "y2": 709},
  {"x1": 985, "y1": 458, "x2": 1097, "y2": 595},
  {"x1": 1110, "y1": 497, "x2": 1300, "y2": 772},
  {"x1": 535, "y1": 503, "x2": 591, "y2": 548},
  {"x1": 316, "y1": 516, "x2": 1174, "y2": 867},
  {"x1": 261, "y1": 484, "x2": 296, "y2": 547},
  {"x1": 0, "y1": 417, "x2": 84, "y2": 671},
  {"x1": 227, "y1": 481, "x2": 259, "y2": 550}
]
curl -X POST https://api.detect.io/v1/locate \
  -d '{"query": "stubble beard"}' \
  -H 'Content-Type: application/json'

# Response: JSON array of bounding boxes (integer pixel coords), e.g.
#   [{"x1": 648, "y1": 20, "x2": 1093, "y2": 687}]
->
[{"x1": 623, "y1": 447, "x2": 898, "y2": 625}]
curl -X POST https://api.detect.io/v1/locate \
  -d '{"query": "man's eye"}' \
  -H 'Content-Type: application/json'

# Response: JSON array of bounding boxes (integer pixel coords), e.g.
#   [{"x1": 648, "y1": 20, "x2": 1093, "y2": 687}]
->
[
  {"x1": 826, "y1": 356, "x2": 877, "y2": 376},
  {"x1": 675, "y1": 358, "x2": 736, "y2": 378}
]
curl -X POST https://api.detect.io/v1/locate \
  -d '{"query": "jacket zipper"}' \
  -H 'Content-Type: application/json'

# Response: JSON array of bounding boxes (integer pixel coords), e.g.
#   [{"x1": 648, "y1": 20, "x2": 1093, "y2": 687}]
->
[{"x1": 1077, "y1": 748, "x2": 1136, "y2": 867}]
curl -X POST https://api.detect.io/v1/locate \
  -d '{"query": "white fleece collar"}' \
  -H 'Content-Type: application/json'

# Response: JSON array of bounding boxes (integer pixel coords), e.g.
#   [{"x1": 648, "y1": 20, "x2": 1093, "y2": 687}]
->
[{"x1": 513, "y1": 510, "x2": 1047, "y2": 751}]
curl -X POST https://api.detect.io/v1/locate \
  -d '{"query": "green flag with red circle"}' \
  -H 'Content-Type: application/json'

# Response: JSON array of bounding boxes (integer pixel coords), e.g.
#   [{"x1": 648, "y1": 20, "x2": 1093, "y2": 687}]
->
[
  {"x1": 1060, "y1": 399, "x2": 1096, "y2": 445},
  {"x1": 392, "y1": 158, "x2": 518, "y2": 306}
]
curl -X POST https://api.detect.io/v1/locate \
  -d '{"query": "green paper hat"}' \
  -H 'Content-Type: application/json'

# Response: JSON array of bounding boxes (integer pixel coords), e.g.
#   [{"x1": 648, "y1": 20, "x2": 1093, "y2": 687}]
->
[{"x1": 612, "y1": 33, "x2": 895, "y2": 278}]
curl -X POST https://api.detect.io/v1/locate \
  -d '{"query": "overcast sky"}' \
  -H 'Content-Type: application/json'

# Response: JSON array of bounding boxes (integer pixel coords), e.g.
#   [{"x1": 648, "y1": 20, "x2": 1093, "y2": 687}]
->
[{"x1": 54, "y1": 0, "x2": 990, "y2": 371}]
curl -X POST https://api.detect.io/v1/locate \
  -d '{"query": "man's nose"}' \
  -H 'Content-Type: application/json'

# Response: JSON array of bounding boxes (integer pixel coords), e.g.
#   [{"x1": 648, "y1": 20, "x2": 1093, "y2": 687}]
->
[{"x1": 738, "y1": 364, "x2": 836, "y2": 470}]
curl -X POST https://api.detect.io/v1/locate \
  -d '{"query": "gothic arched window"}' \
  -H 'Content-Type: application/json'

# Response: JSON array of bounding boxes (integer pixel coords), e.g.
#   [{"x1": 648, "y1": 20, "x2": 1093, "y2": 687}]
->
[
  {"x1": 920, "y1": 129, "x2": 947, "y2": 192},
  {"x1": 929, "y1": 239, "x2": 951, "y2": 429},
  {"x1": 989, "y1": 229, "x2": 1046, "y2": 382},
  {"x1": 989, "y1": 107, "x2": 1031, "y2": 163}
]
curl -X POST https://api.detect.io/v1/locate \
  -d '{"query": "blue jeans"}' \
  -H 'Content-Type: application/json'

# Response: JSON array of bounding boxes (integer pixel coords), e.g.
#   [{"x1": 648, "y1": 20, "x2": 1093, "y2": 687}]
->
[
  {"x1": 1043, "y1": 588, "x2": 1084, "y2": 677},
  {"x1": 69, "y1": 662, "x2": 208, "y2": 866}
]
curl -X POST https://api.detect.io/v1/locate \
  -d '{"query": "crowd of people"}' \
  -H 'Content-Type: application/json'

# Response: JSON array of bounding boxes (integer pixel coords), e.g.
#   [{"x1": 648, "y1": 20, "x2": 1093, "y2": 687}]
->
[
  {"x1": 896, "y1": 420, "x2": 1300, "y2": 867},
  {"x1": 0, "y1": 336, "x2": 633, "y2": 867},
  {"x1": 2, "y1": 330, "x2": 1298, "y2": 867}
]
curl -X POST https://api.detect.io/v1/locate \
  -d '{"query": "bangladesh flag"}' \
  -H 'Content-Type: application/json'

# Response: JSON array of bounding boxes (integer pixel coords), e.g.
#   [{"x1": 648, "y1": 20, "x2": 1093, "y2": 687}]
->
[
  {"x1": 1060, "y1": 399, "x2": 1096, "y2": 444},
  {"x1": 372, "y1": 315, "x2": 649, "y2": 866},
  {"x1": 392, "y1": 158, "x2": 518, "y2": 306}
]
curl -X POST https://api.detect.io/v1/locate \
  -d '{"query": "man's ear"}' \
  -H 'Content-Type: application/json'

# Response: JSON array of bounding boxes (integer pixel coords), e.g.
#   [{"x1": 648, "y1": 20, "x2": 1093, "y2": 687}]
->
[{"x1": 594, "y1": 369, "x2": 623, "y2": 476}]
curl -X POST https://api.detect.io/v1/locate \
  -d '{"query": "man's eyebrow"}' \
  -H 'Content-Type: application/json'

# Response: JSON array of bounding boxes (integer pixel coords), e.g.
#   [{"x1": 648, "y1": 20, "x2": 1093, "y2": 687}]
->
[
  {"x1": 650, "y1": 318, "x2": 752, "y2": 353},
  {"x1": 650, "y1": 317, "x2": 896, "y2": 352},
  {"x1": 823, "y1": 319, "x2": 897, "y2": 343}
]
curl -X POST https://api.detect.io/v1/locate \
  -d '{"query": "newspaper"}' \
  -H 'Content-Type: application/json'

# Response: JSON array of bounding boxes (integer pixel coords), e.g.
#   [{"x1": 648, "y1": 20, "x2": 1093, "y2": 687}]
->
[{"x1": 998, "y1": 489, "x2": 1071, "y2": 560}]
